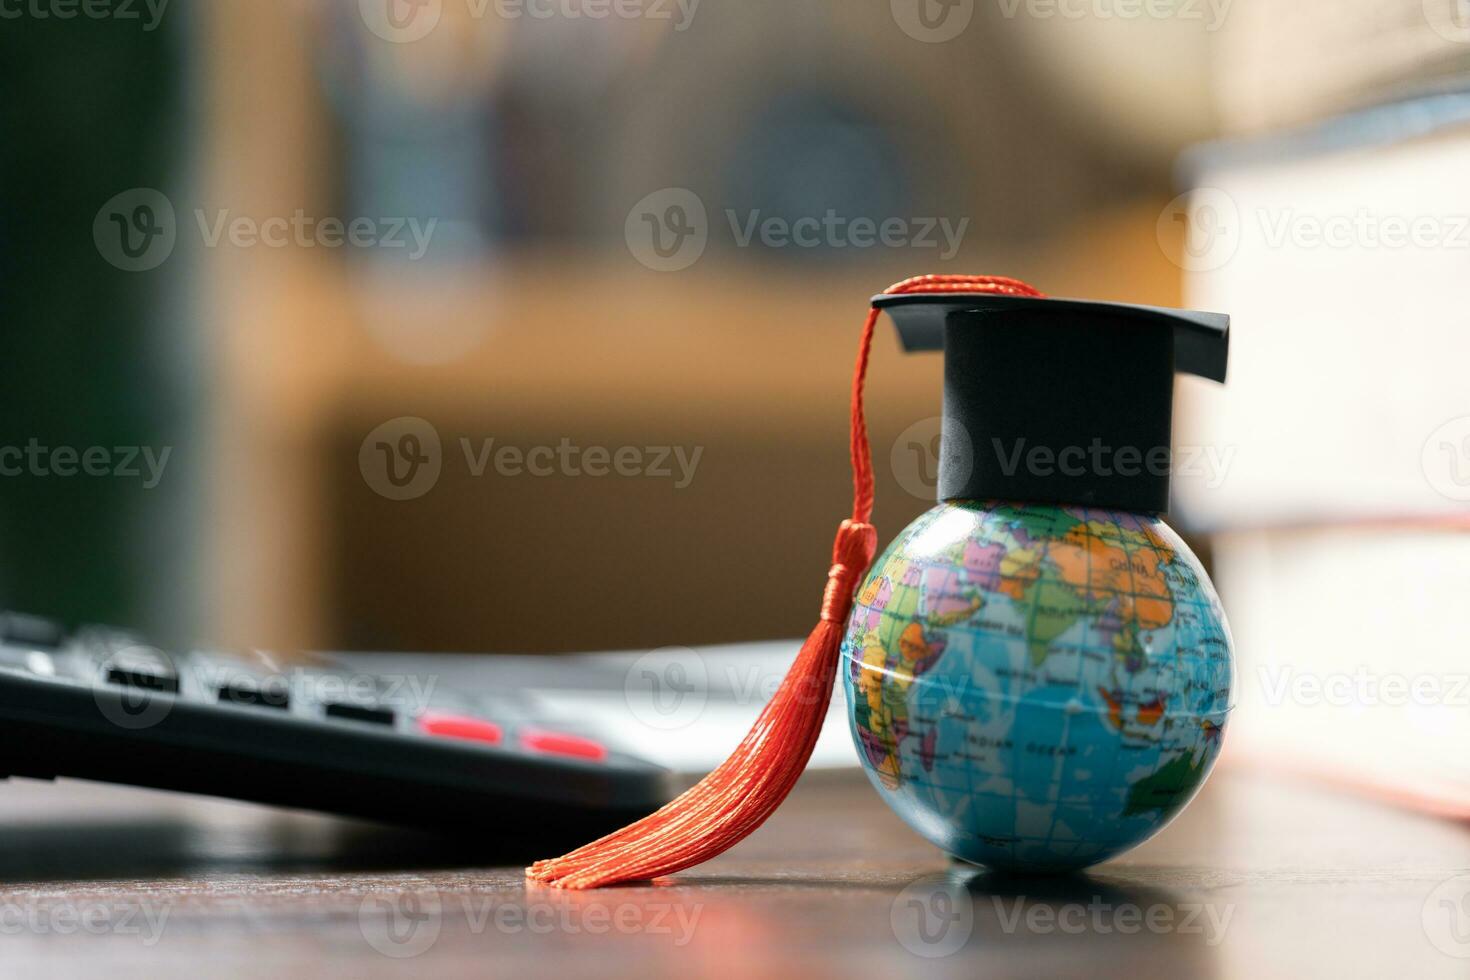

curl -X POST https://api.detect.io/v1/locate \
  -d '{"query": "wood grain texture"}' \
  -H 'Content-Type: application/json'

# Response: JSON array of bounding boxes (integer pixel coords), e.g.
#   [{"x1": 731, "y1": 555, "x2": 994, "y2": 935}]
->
[{"x1": 2, "y1": 768, "x2": 1468, "y2": 978}]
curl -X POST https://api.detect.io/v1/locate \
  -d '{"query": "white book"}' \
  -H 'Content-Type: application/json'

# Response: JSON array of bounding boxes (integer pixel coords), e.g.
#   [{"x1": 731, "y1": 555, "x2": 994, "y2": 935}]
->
[
  {"x1": 1172, "y1": 117, "x2": 1470, "y2": 529},
  {"x1": 1213, "y1": 524, "x2": 1470, "y2": 815}
]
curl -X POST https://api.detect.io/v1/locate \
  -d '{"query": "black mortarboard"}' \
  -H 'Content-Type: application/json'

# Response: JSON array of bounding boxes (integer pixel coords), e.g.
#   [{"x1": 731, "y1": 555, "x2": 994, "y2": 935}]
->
[{"x1": 877, "y1": 293, "x2": 1230, "y2": 514}]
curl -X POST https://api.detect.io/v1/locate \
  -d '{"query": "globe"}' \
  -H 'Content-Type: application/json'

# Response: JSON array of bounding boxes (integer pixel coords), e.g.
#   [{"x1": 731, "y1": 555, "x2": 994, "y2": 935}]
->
[{"x1": 842, "y1": 501, "x2": 1233, "y2": 872}]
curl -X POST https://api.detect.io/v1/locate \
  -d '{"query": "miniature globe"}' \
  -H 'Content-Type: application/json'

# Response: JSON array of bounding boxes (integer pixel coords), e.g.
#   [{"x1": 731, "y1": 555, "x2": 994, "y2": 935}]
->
[{"x1": 842, "y1": 501, "x2": 1233, "y2": 871}]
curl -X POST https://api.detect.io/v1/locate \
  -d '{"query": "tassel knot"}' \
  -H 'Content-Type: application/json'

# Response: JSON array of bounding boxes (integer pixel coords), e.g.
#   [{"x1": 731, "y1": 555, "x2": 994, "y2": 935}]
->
[{"x1": 821, "y1": 520, "x2": 877, "y2": 623}]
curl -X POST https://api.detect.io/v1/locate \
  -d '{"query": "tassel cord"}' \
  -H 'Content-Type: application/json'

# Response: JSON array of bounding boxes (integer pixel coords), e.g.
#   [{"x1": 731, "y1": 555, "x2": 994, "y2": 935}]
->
[{"x1": 528, "y1": 274, "x2": 1046, "y2": 889}]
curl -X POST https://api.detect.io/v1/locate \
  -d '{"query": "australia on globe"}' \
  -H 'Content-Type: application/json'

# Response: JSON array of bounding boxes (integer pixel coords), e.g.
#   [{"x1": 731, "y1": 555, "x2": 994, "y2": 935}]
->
[{"x1": 842, "y1": 501, "x2": 1233, "y2": 871}]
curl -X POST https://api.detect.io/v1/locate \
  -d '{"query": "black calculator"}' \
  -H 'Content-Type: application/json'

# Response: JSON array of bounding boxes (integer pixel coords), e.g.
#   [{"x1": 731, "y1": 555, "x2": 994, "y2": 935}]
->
[{"x1": 0, "y1": 612, "x2": 673, "y2": 849}]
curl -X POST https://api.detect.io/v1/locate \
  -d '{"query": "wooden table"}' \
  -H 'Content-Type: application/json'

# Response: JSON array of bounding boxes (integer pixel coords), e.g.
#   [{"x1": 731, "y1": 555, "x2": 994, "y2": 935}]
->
[{"x1": 3, "y1": 767, "x2": 1468, "y2": 978}]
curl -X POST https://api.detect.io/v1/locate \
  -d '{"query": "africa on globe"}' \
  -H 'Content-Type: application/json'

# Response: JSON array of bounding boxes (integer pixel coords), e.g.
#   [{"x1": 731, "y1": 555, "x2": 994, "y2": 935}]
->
[{"x1": 842, "y1": 501, "x2": 1233, "y2": 872}]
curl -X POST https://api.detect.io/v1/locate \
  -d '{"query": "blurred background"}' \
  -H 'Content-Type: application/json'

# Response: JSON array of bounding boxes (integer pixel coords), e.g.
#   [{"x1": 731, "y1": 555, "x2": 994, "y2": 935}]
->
[
  {"x1": 4, "y1": 0, "x2": 1469, "y2": 787},
  {"x1": 2, "y1": 0, "x2": 1227, "y2": 656}
]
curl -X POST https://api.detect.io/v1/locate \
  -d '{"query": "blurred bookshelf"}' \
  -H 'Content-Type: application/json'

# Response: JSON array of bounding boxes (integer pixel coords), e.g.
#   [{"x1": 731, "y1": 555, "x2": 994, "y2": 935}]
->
[
  {"x1": 198, "y1": 3, "x2": 1190, "y2": 654},
  {"x1": 202, "y1": 239, "x2": 1181, "y2": 654},
  {"x1": 1213, "y1": 0, "x2": 1470, "y2": 136}
]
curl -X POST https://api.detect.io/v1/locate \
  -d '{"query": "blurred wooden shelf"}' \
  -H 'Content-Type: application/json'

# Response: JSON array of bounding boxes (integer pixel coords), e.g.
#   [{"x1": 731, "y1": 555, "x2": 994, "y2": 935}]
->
[
  {"x1": 202, "y1": 2, "x2": 1185, "y2": 652},
  {"x1": 204, "y1": 242, "x2": 1181, "y2": 653}
]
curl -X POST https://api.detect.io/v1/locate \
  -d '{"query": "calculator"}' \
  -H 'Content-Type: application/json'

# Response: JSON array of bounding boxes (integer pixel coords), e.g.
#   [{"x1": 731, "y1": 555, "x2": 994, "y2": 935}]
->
[{"x1": 0, "y1": 612, "x2": 674, "y2": 849}]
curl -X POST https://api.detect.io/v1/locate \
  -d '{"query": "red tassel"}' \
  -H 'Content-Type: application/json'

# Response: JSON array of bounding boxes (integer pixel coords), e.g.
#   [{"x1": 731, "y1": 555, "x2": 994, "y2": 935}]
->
[{"x1": 527, "y1": 275, "x2": 1046, "y2": 889}]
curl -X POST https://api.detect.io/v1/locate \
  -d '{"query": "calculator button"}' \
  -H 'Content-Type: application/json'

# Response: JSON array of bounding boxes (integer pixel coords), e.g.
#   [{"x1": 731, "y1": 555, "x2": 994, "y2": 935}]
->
[
  {"x1": 324, "y1": 702, "x2": 396, "y2": 726},
  {"x1": 0, "y1": 613, "x2": 66, "y2": 650},
  {"x1": 218, "y1": 681, "x2": 290, "y2": 710},
  {"x1": 418, "y1": 712, "x2": 503, "y2": 745},
  {"x1": 104, "y1": 647, "x2": 180, "y2": 694},
  {"x1": 519, "y1": 727, "x2": 607, "y2": 762}
]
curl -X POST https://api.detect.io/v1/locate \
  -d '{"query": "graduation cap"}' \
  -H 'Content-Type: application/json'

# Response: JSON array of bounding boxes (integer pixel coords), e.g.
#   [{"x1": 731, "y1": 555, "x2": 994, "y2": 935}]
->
[
  {"x1": 877, "y1": 292, "x2": 1230, "y2": 514},
  {"x1": 528, "y1": 275, "x2": 1230, "y2": 890}
]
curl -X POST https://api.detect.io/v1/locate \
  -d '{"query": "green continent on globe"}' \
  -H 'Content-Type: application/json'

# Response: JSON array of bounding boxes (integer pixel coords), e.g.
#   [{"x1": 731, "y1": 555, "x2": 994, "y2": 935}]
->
[
  {"x1": 842, "y1": 501, "x2": 1232, "y2": 872},
  {"x1": 1122, "y1": 749, "x2": 1211, "y2": 817}
]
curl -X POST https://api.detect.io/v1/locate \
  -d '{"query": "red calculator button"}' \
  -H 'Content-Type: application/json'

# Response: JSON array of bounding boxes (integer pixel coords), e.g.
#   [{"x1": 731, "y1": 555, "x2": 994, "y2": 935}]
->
[
  {"x1": 520, "y1": 728, "x2": 608, "y2": 762},
  {"x1": 418, "y1": 713, "x2": 503, "y2": 745}
]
